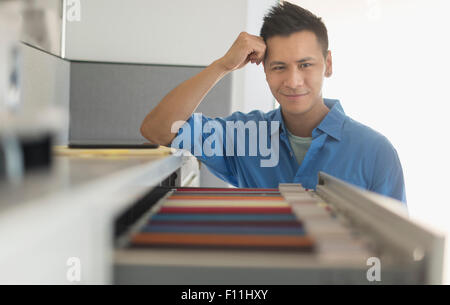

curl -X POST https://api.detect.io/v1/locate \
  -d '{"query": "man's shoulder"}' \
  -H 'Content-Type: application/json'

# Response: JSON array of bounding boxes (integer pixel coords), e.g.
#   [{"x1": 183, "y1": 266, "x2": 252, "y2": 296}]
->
[{"x1": 343, "y1": 116, "x2": 395, "y2": 150}]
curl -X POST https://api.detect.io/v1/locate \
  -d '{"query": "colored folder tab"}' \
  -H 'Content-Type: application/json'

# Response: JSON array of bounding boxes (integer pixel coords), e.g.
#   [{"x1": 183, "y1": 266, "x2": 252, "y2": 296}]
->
[
  {"x1": 141, "y1": 224, "x2": 305, "y2": 235},
  {"x1": 151, "y1": 213, "x2": 298, "y2": 222},
  {"x1": 170, "y1": 192, "x2": 283, "y2": 197},
  {"x1": 162, "y1": 201, "x2": 290, "y2": 207},
  {"x1": 130, "y1": 233, "x2": 315, "y2": 251},
  {"x1": 148, "y1": 220, "x2": 303, "y2": 227},
  {"x1": 167, "y1": 195, "x2": 284, "y2": 200},
  {"x1": 159, "y1": 206, "x2": 293, "y2": 214},
  {"x1": 175, "y1": 188, "x2": 279, "y2": 192}
]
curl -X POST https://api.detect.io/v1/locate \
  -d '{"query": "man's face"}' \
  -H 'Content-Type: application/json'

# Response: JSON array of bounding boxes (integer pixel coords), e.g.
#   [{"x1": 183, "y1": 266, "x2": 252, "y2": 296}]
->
[{"x1": 264, "y1": 31, "x2": 332, "y2": 116}]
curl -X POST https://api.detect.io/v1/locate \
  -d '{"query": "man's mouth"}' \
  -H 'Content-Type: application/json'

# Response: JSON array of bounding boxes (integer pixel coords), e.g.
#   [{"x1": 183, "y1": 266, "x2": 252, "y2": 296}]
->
[{"x1": 281, "y1": 92, "x2": 309, "y2": 100}]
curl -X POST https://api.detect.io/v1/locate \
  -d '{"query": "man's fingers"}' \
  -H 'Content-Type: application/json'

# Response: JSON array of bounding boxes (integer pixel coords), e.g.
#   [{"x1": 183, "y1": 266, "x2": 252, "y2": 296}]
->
[
  {"x1": 250, "y1": 39, "x2": 266, "y2": 62},
  {"x1": 224, "y1": 32, "x2": 266, "y2": 70},
  {"x1": 249, "y1": 52, "x2": 258, "y2": 60},
  {"x1": 242, "y1": 33, "x2": 266, "y2": 59},
  {"x1": 248, "y1": 48, "x2": 265, "y2": 65},
  {"x1": 248, "y1": 52, "x2": 263, "y2": 65},
  {"x1": 247, "y1": 48, "x2": 265, "y2": 64}
]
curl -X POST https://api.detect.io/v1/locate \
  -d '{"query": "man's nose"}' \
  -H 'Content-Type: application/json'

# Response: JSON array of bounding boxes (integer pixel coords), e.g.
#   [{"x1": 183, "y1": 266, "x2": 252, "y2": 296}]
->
[{"x1": 282, "y1": 68, "x2": 304, "y2": 89}]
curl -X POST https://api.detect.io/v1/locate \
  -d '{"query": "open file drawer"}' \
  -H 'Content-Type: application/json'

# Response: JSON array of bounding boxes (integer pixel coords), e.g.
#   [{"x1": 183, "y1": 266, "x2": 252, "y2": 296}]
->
[{"x1": 113, "y1": 172, "x2": 445, "y2": 284}]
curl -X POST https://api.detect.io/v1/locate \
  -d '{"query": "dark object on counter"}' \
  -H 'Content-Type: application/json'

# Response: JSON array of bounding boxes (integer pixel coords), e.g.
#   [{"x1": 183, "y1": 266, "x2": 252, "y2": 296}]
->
[
  {"x1": 22, "y1": 133, "x2": 53, "y2": 170},
  {"x1": 0, "y1": 133, "x2": 53, "y2": 179}
]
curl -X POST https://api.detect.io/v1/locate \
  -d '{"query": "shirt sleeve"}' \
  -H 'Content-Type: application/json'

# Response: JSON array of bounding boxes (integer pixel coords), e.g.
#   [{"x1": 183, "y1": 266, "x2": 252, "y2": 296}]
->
[
  {"x1": 170, "y1": 113, "x2": 239, "y2": 186},
  {"x1": 370, "y1": 137, "x2": 407, "y2": 205}
]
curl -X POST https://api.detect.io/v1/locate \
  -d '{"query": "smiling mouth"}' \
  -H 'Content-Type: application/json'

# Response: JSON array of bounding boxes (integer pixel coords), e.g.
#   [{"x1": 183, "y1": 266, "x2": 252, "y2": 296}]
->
[{"x1": 282, "y1": 92, "x2": 309, "y2": 99}]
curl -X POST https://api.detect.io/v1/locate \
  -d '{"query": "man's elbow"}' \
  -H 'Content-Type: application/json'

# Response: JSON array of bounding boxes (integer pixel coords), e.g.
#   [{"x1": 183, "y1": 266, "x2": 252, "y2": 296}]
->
[
  {"x1": 140, "y1": 122, "x2": 158, "y2": 144},
  {"x1": 140, "y1": 122, "x2": 172, "y2": 146}
]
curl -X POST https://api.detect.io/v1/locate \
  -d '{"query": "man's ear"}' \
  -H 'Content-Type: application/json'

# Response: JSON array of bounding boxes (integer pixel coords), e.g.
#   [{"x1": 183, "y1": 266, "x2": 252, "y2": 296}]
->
[{"x1": 325, "y1": 50, "x2": 332, "y2": 77}]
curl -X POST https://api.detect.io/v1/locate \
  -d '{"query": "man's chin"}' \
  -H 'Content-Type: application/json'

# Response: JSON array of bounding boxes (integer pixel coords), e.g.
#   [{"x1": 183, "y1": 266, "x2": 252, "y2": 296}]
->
[{"x1": 280, "y1": 102, "x2": 313, "y2": 116}]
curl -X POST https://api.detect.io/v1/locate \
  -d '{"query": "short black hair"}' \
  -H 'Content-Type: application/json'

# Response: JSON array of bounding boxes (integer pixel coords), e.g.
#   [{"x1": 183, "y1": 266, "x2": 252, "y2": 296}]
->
[{"x1": 260, "y1": 1, "x2": 329, "y2": 58}]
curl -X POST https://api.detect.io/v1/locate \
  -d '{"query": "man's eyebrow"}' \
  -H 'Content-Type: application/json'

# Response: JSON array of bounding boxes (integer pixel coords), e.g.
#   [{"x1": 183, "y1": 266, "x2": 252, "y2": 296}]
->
[{"x1": 269, "y1": 57, "x2": 314, "y2": 67}]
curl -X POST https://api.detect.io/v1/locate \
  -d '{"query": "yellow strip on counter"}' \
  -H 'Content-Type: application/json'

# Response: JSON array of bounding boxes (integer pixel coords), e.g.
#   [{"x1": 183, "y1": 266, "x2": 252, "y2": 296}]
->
[{"x1": 53, "y1": 145, "x2": 174, "y2": 157}]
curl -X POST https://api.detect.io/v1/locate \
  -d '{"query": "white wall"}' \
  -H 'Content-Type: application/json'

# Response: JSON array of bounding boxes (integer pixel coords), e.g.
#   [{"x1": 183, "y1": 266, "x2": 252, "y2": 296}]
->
[
  {"x1": 64, "y1": 0, "x2": 247, "y2": 66},
  {"x1": 242, "y1": 0, "x2": 277, "y2": 113},
  {"x1": 292, "y1": 0, "x2": 450, "y2": 283}
]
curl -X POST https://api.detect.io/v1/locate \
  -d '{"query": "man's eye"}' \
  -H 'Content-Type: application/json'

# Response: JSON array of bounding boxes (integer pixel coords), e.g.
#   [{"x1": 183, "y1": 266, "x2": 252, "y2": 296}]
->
[
  {"x1": 273, "y1": 66, "x2": 284, "y2": 70},
  {"x1": 300, "y1": 63, "x2": 311, "y2": 68}
]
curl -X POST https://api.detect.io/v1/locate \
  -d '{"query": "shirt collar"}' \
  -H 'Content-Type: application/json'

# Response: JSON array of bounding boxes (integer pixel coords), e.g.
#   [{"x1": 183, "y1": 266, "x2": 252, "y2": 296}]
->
[{"x1": 271, "y1": 98, "x2": 346, "y2": 141}]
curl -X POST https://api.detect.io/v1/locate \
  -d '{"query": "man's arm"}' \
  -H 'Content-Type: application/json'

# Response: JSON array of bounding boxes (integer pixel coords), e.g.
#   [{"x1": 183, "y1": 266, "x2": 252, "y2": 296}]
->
[{"x1": 140, "y1": 32, "x2": 266, "y2": 146}]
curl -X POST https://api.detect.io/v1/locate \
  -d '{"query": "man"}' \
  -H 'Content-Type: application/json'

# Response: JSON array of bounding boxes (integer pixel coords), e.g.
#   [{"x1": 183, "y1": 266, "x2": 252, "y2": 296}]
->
[{"x1": 140, "y1": 2, "x2": 406, "y2": 204}]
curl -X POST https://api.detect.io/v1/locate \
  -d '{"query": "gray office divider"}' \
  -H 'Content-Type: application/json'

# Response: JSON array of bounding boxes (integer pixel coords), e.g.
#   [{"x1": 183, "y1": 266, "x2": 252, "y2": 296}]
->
[{"x1": 69, "y1": 61, "x2": 233, "y2": 187}]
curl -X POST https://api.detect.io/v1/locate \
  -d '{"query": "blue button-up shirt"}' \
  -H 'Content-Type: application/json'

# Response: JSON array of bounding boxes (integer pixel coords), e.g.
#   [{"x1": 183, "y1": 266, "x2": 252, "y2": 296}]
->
[{"x1": 173, "y1": 99, "x2": 406, "y2": 204}]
